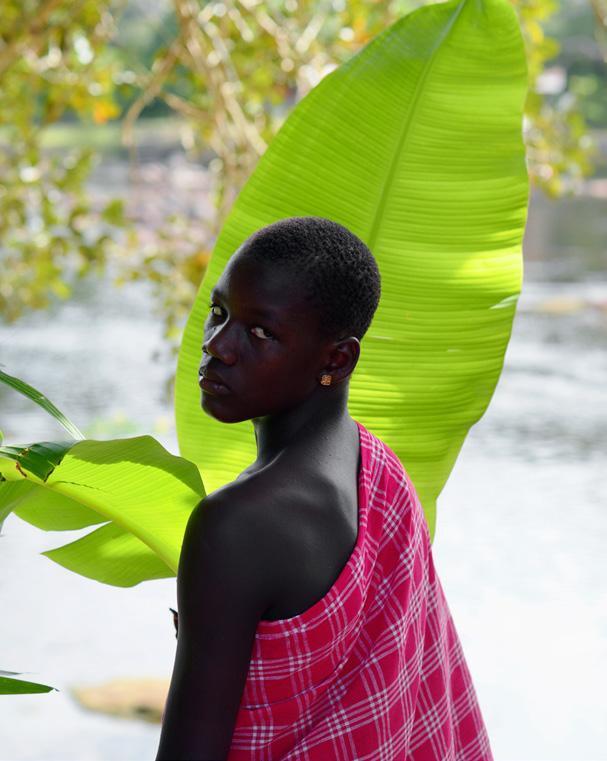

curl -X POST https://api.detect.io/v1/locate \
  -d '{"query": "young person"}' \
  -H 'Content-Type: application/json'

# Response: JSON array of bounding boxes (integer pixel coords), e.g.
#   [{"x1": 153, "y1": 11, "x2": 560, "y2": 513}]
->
[{"x1": 156, "y1": 216, "x2": 492, "y2": 760}]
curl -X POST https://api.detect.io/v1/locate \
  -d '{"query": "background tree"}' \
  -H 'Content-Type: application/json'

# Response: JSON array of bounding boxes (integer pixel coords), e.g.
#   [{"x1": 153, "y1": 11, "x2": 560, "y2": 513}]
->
[{"x1": 1, "y1": 0, "x2": 604, "y2": 370}]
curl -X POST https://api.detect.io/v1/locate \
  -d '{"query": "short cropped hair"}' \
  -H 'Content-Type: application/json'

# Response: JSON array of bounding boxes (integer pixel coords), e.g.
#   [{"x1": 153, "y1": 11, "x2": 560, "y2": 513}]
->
[{"x1": 241, "y1": 216, "x2": 381, "y2": 342}]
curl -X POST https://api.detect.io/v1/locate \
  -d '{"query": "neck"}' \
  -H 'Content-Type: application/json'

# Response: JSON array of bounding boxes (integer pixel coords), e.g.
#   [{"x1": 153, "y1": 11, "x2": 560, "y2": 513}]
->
[{"x1": 251, "y1": 383, "x2": 352, "y2": 467}]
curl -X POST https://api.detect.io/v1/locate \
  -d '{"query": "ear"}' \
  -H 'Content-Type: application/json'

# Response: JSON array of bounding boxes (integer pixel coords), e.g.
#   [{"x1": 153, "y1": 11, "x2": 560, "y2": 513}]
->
[{"x1": 323, "y1": 337, "x2": 361, "y2": 383}]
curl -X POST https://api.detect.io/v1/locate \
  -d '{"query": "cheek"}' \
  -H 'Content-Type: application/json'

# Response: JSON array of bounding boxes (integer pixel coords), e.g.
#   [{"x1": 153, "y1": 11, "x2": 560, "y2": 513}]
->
[
  {"x1": 281, "y1": 361, "x2": 319, "y2": 396},
  {"x1": 200, "y1": 359, "x2": 316, "y2": 424},
  {"x1": 249, "y1": 353, "x2": 315, "y2": 398}
]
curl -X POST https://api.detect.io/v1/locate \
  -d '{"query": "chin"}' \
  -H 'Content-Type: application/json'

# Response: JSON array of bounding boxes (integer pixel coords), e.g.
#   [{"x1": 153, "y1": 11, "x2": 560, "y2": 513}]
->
[{"x1": 200, "y1": 393, "x2": 251, "y2": 424}]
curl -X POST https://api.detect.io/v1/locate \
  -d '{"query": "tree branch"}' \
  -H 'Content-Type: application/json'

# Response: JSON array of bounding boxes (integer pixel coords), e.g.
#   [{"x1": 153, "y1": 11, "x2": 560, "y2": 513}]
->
[{"x1": 121, "y1": 40, "x2": 183, "y2": 148}]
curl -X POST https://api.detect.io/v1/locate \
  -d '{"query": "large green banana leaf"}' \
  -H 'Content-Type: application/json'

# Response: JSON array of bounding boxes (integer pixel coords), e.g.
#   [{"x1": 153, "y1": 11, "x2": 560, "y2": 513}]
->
[
  {"x1": 0, "y1": 437, "x2": 205, "y2": 586},
  {"x1": 175, "y1": 0, "x2": 529, "y2": 540},
  {"x1": 1, "y1": 0, "x2": 528, "y2": 589}
]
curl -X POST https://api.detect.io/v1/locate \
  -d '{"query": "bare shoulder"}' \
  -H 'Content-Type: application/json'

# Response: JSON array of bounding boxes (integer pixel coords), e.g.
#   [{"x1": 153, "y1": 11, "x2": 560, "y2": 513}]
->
[
  {"x1": 194, "y1": 470, "x2": 293, "y2": 543},
  {"x1": 197, "y1": 467, "x2": 325, "y2": 585},
  {"x1": 184, "y1": 477, "x2": 276, "y2": 572},
  {"x1": 201, "y1": 465, "x2": 321, "y2": 537},
  {"x1": 181, "y1": 472, "x2": 299, "y2": 600}
]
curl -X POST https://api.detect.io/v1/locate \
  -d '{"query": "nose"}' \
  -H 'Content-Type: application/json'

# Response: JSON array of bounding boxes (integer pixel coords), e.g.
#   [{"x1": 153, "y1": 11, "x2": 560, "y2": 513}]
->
[{"x1": 202, "y1": 320, "x2": 237, "y2": 365}]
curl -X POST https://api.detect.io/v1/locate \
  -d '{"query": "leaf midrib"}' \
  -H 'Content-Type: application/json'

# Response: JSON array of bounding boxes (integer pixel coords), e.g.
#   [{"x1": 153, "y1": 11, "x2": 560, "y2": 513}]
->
[
  {"x1": 366, "y1": 0, "x2": 467, "y2": 253},
  {"x1": 23, "y1": 471, "x2": 180, "y2": 572}
]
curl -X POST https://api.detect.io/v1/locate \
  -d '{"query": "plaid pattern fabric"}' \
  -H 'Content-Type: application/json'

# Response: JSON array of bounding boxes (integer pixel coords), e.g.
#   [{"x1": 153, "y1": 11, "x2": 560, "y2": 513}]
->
[{"x1": 227, "y1": 420, "x2": 492, "y2": 760}]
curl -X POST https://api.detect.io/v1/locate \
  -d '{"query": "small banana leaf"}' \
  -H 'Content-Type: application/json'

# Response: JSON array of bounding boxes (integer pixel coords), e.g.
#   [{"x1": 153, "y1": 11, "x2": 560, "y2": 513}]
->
[
  {"x1": 0, "y1": 369, "x2": 204, "y2": 585},
  {"x1": 174, "y1": 0, "x2": 529, "y2": 539},
  {"x1": 0, "y1": 436, "x2": 205, "y2": 586},
  {"x1": 0, "y1": 672, "x2": 57, "y2": 694}
]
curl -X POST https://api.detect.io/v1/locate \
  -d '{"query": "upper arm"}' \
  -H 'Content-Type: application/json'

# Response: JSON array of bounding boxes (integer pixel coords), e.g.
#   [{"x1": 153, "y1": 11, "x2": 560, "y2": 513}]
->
[{"x1": 156, "y1": 492, "x2": 277, "y2": 761}]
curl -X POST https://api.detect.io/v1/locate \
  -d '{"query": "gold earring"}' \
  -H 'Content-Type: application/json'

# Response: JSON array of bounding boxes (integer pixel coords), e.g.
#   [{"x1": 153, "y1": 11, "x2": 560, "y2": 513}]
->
[{"x1": 320, "y1": 374, "x2": 332, "y2": 386}]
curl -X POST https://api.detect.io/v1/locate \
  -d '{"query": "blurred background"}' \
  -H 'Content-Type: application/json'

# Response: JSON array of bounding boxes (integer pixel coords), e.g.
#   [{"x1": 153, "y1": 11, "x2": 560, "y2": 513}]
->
[{"x1": 0, "y1": 0, "x2": 605, "y2": 758}]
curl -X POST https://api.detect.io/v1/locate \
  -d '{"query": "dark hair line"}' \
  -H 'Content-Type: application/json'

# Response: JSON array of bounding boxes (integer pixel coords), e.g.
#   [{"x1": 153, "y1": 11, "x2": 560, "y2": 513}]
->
[{"x1": 242, "y1": 216, "x2": 381, "y2": 342}]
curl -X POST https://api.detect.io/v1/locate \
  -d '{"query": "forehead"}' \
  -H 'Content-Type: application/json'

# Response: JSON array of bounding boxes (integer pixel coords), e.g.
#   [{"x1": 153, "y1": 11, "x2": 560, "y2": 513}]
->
[{"x1": 212, "y1": 253, "x2": 313, "y2": 323}]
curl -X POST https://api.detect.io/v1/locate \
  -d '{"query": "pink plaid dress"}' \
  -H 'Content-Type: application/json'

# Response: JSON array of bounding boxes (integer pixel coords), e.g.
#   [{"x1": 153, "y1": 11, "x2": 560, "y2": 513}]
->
[{"x1": 227, "y1": 420, "x2": 492, "y2": 760}]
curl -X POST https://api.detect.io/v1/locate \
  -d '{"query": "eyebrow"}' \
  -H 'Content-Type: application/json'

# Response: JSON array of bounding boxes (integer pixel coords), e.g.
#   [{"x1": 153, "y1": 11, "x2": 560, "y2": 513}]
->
[{"x1": 210, "y1": 287, "x2": 280, "y2": 322}]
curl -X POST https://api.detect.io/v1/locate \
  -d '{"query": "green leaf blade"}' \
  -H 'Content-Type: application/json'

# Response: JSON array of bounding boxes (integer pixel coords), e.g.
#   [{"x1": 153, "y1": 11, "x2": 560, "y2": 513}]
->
[
  {"x1": 2, "y1": 480, "x2": 106, "y2": 530},
  {"x1": 0, "y1": 675, "x2": 57, "y2": 695},
  {"x1": 0, "y1": 369, "x2": 85, "y2": 441},
  {"x1": 1, "y1": 436, "x2": 205, "y2": 584},
  {"x1": 43, "y1": 522, "x2": 175, "y2": 587},
  {"x1": 174, "y1": 0, "x2": 529, "y2": 541},
  {"x1": 0, "y1": 441, "x2": 74, "y2": 481}
]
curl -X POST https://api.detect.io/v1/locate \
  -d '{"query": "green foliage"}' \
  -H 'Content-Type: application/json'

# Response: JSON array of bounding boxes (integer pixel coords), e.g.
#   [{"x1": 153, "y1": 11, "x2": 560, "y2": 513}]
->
[
  {"x1": 0, "y1": 0, "x2": 128, "y2": 321},
  {"x1": 512, "y1": 0, "x2": 601, "y2": 195},
  {"x1": 0, "y1": 441, "x2": 74, "y2": 482},
  {"x1": 0, "y1": 672, "x2": 57, "y2": 694},
  {"x1": 1, "y1": 0, "x2": 527, "y2": 587},
  {"x1": 0, "y1": 368, "x2": 204, "y2": 585},
  {"x1": 0, "y1": 0, "x2": 602, "y2": 360},
  {"x1": 545, "y1": 0, "x2": 607, "y2": 128},
  {"x1": 175, "y1": 0, "x2": 529, "y2": 541},
  {"x1": 0, "y1": 435, "x2": 205, "y2": 586}
]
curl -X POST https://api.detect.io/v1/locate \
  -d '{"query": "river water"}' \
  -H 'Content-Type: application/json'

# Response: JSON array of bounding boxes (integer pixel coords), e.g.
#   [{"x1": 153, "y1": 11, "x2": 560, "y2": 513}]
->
[{"x1": 0, "y1": 169, "x2": 605, "y2": 759}]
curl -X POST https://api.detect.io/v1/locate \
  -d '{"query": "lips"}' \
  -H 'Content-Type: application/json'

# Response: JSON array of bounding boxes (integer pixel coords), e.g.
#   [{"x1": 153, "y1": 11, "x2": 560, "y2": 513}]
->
[{"x1": 198, "y1": 366, "x2": 231, "y2": 394}]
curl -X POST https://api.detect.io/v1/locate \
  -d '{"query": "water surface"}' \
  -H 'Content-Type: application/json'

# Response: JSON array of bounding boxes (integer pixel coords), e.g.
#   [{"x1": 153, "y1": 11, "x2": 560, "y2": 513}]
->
[{"x1": 1, "y1": 182, "x2": 605, "y2": 760}]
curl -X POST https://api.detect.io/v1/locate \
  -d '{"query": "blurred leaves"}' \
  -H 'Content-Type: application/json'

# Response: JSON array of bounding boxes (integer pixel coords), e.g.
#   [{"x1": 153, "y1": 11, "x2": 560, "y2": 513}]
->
[
  {"x1": 0, "y1": 0, "x2": 126, "y2": 321},
  {"x1": 0, "y1": 0, "x2": 604, "y2": 362},
  {"x1": 513, "y1": 0, "x2": 600, "y2": 195}
]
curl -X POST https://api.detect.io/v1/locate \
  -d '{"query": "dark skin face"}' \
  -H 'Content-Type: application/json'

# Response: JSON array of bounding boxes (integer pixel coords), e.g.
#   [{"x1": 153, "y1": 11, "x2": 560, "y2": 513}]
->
[{"x1": 198, "y1": 246, "x2": 361, "y2": 467}]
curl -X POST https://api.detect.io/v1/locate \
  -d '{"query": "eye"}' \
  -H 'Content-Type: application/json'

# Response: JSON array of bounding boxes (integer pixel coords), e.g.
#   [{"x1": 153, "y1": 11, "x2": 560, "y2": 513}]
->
[
  {"x1": 208, "y1": 304, "x2": 273, "y2": 340},
  {"x1": 250, "y1": 326, "x2": 274, "y2": 340}
]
